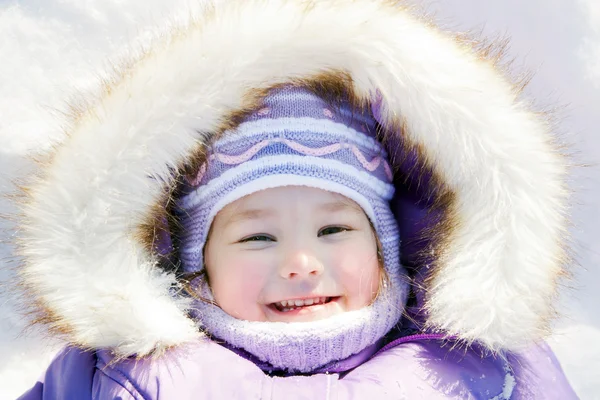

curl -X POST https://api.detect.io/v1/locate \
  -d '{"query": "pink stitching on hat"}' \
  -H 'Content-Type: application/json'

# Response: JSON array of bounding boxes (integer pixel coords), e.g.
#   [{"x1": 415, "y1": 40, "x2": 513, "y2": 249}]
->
[
  {"x1": 284, "y1": 140, "x2": 341, "y2": 156},
  {"x1": 351, "y1": 146, "x2": 394, "y2": 181},
  {"x1": 323, "y1": 108, "x2": 334, "y2": 118},
  {"x1": 257, "y1": 107, "x2": 271, "y2": 116},
  {"x1": 187, "y1": 163, "x2": 207, "y2": 186},
  {"x1": 215, "y1": 140, "x2": 270, "y2": 164}
]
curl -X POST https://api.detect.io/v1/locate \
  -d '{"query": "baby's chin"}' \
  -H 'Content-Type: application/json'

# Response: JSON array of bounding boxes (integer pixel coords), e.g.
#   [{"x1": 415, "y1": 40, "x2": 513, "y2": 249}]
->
[{"x1": 261, "y1": 296, "x2": 345, "y2": 323}]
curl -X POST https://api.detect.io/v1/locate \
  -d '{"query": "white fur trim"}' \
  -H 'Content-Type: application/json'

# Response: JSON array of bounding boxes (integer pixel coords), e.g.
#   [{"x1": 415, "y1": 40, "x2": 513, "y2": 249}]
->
[{"x1": 18, "y1": 0, "x2": 567, "y2": 355}]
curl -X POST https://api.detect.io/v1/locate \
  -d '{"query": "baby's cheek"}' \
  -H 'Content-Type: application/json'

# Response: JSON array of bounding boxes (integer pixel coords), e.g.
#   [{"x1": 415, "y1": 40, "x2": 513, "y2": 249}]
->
[
  {"x1": 334, "y1": 245, "x2": 380, "y2": 310},
  {"x1": 211, "y1": 259, "x2": 269, "y2": 322}
]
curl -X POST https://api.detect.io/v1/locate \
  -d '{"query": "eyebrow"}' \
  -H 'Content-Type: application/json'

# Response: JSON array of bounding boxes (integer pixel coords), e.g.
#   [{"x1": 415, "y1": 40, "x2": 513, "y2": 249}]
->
[
  {"x1": 224, "y1": 208, "x2": 275, "y2": 228},
  {"x1": 223, "y1": 199, "x2": 363, "y2": 228},
  {"x1": 318, "y1": 200, "x2": 363, "y2": 215}
]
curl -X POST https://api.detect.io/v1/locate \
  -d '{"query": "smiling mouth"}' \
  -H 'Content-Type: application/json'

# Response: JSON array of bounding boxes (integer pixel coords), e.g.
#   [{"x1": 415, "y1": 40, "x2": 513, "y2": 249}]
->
[{"x1": 270, "y1": 296, "x2": 337, "y2": 312}]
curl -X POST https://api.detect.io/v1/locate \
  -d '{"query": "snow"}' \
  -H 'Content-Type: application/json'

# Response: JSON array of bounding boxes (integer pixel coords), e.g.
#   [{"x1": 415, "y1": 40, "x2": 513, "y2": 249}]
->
[
  {"x1": 491, "y1": 365, "x2": 516, "y2": 400},
  {"x1": 1, "y1": 0, "x2": 598, "y2": 398}
]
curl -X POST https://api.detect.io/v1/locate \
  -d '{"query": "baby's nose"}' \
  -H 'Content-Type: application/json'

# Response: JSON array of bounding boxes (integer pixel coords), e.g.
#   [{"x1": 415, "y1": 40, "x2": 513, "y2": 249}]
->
[{"x1": 280, "y1": 252, "x2": 324, "y2": 279}]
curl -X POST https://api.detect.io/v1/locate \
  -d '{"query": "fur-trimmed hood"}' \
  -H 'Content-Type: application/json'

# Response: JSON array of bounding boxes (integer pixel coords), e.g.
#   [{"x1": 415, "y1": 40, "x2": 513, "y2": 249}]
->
[{"x1": 14, "y1": 0, "x2": 568, "y2": 358}]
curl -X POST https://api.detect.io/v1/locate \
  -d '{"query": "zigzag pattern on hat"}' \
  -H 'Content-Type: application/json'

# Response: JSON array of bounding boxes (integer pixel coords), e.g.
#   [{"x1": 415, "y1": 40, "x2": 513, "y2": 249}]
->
[{"x1": 187, "y1": 136, "x2": 393, "y2": 186}]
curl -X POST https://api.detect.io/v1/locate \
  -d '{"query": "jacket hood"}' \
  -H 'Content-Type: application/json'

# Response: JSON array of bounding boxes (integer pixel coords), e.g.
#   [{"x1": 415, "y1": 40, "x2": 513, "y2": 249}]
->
[{"x1": 15, "y1": 0, "x2": 569, "y2": 357}]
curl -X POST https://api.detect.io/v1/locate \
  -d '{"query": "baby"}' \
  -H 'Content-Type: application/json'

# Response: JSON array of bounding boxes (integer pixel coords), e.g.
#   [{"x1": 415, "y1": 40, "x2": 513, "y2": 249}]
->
[
  {"x1": 174, "y1": 86, "x2": 407, "y2": 373},
  {"x1": 14, "y1": 2, "x2": 577, "y2": 396}
]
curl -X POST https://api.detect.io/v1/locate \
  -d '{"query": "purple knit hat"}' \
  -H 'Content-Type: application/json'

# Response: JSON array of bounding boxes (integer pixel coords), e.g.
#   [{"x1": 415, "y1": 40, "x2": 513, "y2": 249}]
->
[{"x1": 176, "y1": 86, "x2": 407, "y2": 373}]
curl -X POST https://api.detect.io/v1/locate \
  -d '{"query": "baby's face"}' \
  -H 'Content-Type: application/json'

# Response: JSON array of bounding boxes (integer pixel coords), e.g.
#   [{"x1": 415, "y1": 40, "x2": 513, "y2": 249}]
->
[{"x1": 204, "y1": 186, "x2": 381, "y2": 323}]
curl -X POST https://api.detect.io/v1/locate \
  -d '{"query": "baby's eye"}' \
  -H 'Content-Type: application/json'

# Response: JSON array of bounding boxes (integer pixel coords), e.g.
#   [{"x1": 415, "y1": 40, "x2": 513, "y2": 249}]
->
[
  {"x1": 239, "y1": 234, "x2": 275, "y2": 243},
  {"x1": 318, "y1": 226, "x2": 350, "y2": 237}
]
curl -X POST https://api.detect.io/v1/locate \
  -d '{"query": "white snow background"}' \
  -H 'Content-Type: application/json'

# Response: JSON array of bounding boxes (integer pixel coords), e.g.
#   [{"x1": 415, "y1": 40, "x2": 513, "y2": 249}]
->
[{"x1": 0, "y1": 0, "x2": 598, "y2": 398}]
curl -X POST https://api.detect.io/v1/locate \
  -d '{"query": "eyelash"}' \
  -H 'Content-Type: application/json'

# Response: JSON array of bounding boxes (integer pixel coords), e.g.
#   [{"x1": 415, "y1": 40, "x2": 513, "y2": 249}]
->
[
  {"x1": 239, "y1": 234, "x2": 275, "y2": 243},
  {"x1": 318, "y1": 226, "x2": 351, "y2": 237},
  {"x1": 238, "y1": 226, "x2": 351, "y2": 243}
]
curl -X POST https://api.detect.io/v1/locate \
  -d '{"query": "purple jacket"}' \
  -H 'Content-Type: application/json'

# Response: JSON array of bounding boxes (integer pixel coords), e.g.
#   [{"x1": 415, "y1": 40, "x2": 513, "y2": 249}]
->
[
  {"x1": 20, "y1": 337, "x2": 575, "y2": 399},
  {"x1": 9, "y1": 0, "x2": 577, "y2": 398}
]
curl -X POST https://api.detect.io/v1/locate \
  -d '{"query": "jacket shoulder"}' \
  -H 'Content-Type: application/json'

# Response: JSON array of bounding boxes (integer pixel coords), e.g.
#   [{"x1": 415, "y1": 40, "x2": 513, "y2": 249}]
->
[
  {"x1": 95, "y1": 339, "x2": 267, "y2": 399},
  {"x1": 17, "y1": 346, "x2": 139, "y2": 400},
  {"x1": 349, "y1": 339, "x2": 577, "y2": 399}
]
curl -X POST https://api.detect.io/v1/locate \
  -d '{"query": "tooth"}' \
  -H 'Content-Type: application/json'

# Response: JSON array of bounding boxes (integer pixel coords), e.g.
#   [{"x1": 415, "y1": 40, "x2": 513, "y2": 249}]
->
[
  {"x1": 320, "y1": 297, "x2": 326, "y2": 304},
  {"x1": 281, "y1": 300, "x2": 288, "y2": 307},
  {"x1": 305, "y1": 298, "x2": 314, "y2": 306},
  {"x1": 295, "y1": 299, "x2": 304, "y2": 307}
]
